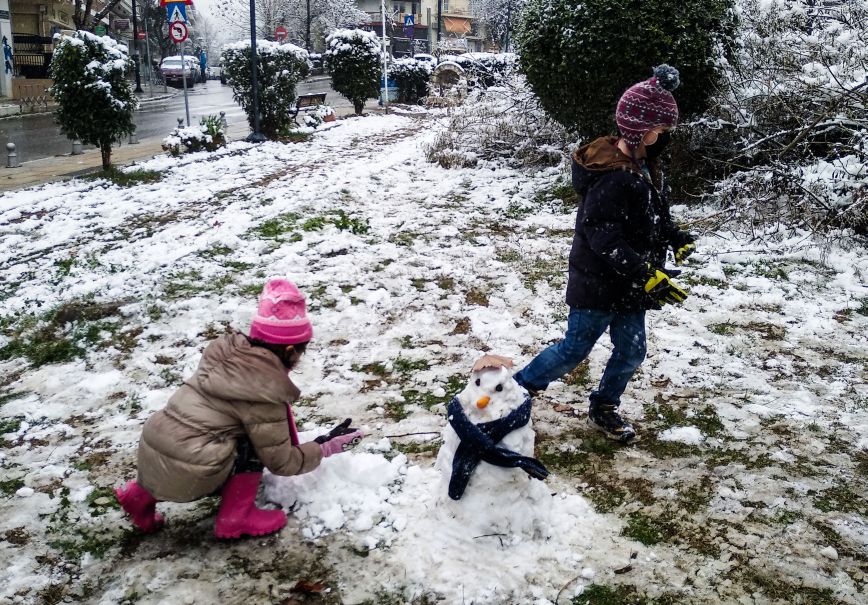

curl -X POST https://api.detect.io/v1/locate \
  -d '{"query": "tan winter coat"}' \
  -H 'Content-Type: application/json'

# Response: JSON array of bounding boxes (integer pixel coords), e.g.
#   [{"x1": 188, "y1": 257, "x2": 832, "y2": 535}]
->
[{"x1": 137, "y1": 332, "x2": 323, "y2": 502}]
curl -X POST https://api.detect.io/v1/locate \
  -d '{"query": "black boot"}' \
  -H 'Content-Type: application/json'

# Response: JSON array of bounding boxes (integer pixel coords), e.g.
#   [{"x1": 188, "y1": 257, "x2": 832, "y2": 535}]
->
[{"x1": 588, "y1": 401, "x2": 636, "y2": 443}]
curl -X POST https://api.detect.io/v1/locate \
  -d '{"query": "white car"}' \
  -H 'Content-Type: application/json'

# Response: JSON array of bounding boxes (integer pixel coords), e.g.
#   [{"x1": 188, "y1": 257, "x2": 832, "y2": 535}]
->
[
  {"x1": 414, "y1": 53, "x2": 436, "y2": 66},
  {"x1": 160, "y1": 56, "x2": 199, "y2": 88}
]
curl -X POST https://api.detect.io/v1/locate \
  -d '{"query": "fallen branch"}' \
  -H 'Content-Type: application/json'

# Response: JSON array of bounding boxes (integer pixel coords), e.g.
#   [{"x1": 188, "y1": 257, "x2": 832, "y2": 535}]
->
[{"x1": 383, "y1": 431, "x2": 441, "y2": 439}]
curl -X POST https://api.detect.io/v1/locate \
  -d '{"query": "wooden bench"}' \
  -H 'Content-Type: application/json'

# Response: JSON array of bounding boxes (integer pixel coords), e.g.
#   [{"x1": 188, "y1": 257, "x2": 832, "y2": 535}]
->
[{"x1": 290, "y1": 92, "x2": 327, "y2": 124}]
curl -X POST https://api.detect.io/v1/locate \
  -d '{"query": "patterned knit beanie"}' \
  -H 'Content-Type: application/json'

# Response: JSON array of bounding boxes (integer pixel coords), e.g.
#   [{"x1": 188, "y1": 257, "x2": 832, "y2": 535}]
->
[
  {"x1": 249, "y1": 279, "x2": 313, "y2": 345},
  {"x1": 615, "y1": 65, "x2": 680, "y2": 150}
]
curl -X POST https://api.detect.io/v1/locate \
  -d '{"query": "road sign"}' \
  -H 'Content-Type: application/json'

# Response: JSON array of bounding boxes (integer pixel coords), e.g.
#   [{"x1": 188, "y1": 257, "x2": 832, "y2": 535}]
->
[
  {"x1": 137, "y1": 31, "x2": 147, "y2": 40},
  {"x1": 275, "y1": 25, "x2": 287, "y2": 42},
  {"x1": 169, "y1": 21, "x2": 188, "y2": 43},
  {"x1": 403, "y1": 14, "x2": 414, "y2": 38},
  {"x1": 94, "y1": 24, "x2": 107, "y2": 35},
  {"x1": 160, "y1": 0, "x2": 193, "y2": 5},
  {"x1": 167, "y1": 3, "x2": 188, "y2": 23}
]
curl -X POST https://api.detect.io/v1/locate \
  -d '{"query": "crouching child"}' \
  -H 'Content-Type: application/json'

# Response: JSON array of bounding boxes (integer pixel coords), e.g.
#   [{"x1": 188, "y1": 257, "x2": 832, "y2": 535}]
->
[{"x1": 114, "y1": 278, "x2": 363, "y2": 539}]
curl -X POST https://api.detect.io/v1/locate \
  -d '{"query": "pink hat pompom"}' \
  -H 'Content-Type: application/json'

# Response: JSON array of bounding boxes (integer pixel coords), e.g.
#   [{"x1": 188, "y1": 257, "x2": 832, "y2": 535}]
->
[{"x1": 248, "y1": 279, "x2": 313, "y2": 345}]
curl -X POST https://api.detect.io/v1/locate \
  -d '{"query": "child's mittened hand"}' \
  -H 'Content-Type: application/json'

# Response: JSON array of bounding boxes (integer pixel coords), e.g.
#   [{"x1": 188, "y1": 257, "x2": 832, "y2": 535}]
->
[{"x1": 318, "y1": 430, "x2": 365, "y2": 457}]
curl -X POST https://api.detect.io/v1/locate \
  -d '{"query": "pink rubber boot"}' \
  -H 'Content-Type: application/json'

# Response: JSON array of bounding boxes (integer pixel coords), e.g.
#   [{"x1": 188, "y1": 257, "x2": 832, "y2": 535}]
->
[
  {"x1": 114, "y1": 480, "x2": 164, "y2": 533},
  {"x1": 214, "y1": 472, "x2": 287, "y2": 539}
]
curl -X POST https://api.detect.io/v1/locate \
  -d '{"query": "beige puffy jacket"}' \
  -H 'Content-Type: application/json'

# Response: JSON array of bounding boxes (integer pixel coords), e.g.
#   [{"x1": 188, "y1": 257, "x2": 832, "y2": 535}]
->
[{"x1": 137, "y1": 332, "x2": 323, "y2": 502}]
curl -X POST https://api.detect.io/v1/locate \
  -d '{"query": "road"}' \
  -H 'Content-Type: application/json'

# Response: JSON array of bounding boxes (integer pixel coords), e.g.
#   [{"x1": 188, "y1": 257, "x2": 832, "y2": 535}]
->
[{"x1": 0, "y1": 77, "x2": 343, "y2": 164}]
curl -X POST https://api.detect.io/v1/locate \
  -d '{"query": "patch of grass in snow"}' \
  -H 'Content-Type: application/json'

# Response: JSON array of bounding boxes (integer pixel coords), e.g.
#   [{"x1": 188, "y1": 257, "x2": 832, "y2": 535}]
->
[
  {"x1": 738, "y1": 570, "x2": 841, "y2": 605},
  {"x1": 86, "y1": 486, "x2": 121, "y2": 516},
  {"x1": 393, "y1": 357, "x2": 430, "y2": 375},
  {"x1": 813, "y1": 483, "x2": 867, "y2": 515},
  {"x1": 643, "y1": 400, "x2": 725, "y2": 437},
  {"x1": 677, "y1": 475, "x2": 716, "y2": 514},
  {"x1": 856, "y1": 298, "x2": 868, "y2": 316},
  {"x1": 163, "y1": 269, "x2": 234, "y2": 299},
  {"x1": 752, "y1": 261, "x2": 789, "y2": 281},
  {"x1": 0, "y1": 300, "x2": 132, "y2": 367},
  {"x1": 708, "y1": 321, "x2": 736, "y2": 336},
  {"x1": 681, "y1": 274, "x2": 728, "y2": 289},
  {"x1": 401, "y1": 373, "x2": 466, "y2": 412},
  {"x1": 0, "y1": 476, "x2": 25, "y2": 495},
  {"x1": 0, "y1": 390, "x2": 28, "y2": 408},
  {"x1": 392, "y1": 439, "x2": 442, "y2": 457},
  {"x1": 254, "y1": 212, "x2": 303, "y2": 239},
  {"x1": 54, "y1": 255, "x2": 76, "y2": 278},
  {"x1": 0, "y1": 416, "x2": 23, "y2": 435},
  {"x1": 496, "y1": 247, "x2": 522, "y2": 264},
  {"x1": 299, "y1": 210, "x2": 370, "y2": 235},
  {"x1": 464, "y1": 287, "x2": 489, "y2": 306},
  {"x1": 358, "y1": 589, "x2": 440, "y2": 605},
  {"x1": 388, "y1": 229, "x2": 420, "y2": 247},
  {"x1": 81, "y1": 167, "x2": 163, "y2": 187},
  {"x1": 622, "y1": 511, "x2": 667, "y2": 545},
  {"x1": 563, "y1": 359, "x2": 592, "y2": 388},
  {"x1": 572, "y1": 584, "x2": 682, "y2": 605}
]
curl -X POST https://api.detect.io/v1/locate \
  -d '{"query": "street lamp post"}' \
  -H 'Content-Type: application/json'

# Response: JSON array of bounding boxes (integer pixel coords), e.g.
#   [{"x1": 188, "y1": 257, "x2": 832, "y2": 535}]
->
[
  {"x1": 131, "y1": 0, "x2": 143, "y2": 93},
  {"x1": 248, "y1": 0, "x2": 265, "y2": 142}
]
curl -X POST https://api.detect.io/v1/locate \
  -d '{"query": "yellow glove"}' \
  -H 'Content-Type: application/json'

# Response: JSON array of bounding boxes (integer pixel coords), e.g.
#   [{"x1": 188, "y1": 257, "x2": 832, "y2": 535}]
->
[
  {"x1": 674, "y1": 242, "x2": 696, "y2": 265},
  {"x1": 644, "y1": 268, "x2": 688, "y2": 306}
]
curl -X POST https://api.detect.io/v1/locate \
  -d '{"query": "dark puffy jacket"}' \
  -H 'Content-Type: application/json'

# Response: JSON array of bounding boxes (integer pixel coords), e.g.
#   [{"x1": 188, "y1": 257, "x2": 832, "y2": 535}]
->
[{"x1": 565, "y1": 137, "x2": 690, "y2": 311}]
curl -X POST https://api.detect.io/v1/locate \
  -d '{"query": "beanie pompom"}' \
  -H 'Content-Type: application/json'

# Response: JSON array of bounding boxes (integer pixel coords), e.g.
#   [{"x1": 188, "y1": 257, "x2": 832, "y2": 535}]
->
[{"x1": 653, "y1": 64, "x2": 680, "y2": 91}]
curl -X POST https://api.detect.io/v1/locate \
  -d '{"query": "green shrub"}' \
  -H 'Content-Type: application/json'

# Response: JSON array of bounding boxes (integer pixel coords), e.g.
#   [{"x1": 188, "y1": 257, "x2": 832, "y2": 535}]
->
[
  {"x1": 49, "y1": 31, "x2": 137, "y2": 169},
  {"x1": 221, "y1": 40, "x2": 310, "y2": 139},
  {"x1": 390, "y1": 58, "x2": 431, "y2": 104},
  {"x1": 162, "y1": 115, "x2": 227, "y2": 156},
  {"x1": 515, "y1": 0, "x2": 737, "y2": 138},
  {"x1": 325, "y1": 29, "x2": 381, "y2": 115}
]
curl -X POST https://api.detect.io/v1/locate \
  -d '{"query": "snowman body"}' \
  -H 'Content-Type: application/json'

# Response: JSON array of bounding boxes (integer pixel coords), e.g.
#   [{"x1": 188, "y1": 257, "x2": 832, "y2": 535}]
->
[{"x1": 435, "y1": 365, "x2": 551, "y2": 537}]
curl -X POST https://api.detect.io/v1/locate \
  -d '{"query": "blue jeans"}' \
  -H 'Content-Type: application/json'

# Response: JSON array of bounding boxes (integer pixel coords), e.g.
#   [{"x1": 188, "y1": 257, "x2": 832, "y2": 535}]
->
[{"x1": 514, "y1": 308, "x2": 647, "y2": 406}]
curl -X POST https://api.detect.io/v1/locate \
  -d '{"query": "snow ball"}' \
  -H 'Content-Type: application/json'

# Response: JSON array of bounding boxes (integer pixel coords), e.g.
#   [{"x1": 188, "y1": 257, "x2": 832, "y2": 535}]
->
[
  {"x1": 15, "y1": 487, "x2": 34, "y2": 498},
  {"x1": 581, "y1": 567, "x2": 595, "y2": 579},
  {"x1": 318, "y1": 504, "x2": 346, "y2": 531},
  {"x1": 392, "y1": 516, "x2": 407, "y2": 532},
  {"x1": 351, "y1": 514, "x2": 375, "y2": 532},
  {"x1": 535, "y1": 228, "x2": 545, "y2": 234},
  {"x1": 367, "y1": 438, "x2": 392, "y2": 453},
  {"x1": 820, "y1": 546, "x2": 838, "y2": 560},
  {"x1": 363, "y1": 535, "x2": 379, "y2": 550},
  {"x1": 658, "y1": 426, "x2": 705, "y2": 445}
]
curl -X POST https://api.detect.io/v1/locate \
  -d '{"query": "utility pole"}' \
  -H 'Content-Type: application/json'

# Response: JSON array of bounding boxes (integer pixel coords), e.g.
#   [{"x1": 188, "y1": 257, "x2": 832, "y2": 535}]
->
[
  {"x1": 248, "y1": 0, "x2": 265, "y2": 141},
  {"x1": 436, "y1": 0, "x2": 442, "y2": 48},
  {"x1": 131, "y1": 0, "x2": 143, "y2": 92}
]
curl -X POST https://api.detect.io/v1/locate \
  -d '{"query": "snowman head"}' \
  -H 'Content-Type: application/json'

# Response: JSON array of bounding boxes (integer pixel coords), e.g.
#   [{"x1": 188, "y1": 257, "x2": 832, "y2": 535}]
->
[{"x1": 458, "y1": 359, "x2": 527, "y2": 422}]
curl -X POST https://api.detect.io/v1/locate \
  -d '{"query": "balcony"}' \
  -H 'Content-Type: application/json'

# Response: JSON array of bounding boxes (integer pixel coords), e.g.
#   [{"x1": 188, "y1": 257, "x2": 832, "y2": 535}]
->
[{"x1": 441, "y1": 7, "x2": 472, "y2": 17}]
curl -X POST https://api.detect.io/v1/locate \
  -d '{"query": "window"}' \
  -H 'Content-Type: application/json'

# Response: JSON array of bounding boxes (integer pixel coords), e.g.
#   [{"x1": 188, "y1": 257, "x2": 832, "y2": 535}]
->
[{"x1": 442, "y1": 0, "x2": 450, "y2": 11}]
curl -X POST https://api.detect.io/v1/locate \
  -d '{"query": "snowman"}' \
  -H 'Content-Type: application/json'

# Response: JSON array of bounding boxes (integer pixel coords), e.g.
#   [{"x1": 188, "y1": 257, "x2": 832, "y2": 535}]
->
[{"x1": 434, "y1": 354, "x2": 552, "y2": 537}]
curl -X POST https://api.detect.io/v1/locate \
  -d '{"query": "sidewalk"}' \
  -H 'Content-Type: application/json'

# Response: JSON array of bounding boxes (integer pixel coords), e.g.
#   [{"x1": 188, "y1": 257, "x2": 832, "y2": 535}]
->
[{"x1": 0, "y1": 102, "x2": 378, "y2": 193}]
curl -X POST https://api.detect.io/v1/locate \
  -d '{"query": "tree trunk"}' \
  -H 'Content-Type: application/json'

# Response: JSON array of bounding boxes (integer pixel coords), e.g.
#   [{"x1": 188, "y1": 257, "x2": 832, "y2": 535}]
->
[
  {"x1": 305, "y1": 0, "x2": 311, "y2": 51},
  {"x1": 353, "y1": 100, "x2": 364, "y2": 115},
  {"x1": 100, "y1": 142, "x2": 112, "y2": 170}
]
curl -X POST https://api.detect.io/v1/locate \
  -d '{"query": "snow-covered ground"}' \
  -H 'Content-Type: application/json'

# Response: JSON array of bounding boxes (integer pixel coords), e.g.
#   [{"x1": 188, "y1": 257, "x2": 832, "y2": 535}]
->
[{"x1": 0, "y1": 112, "x2": 866, "y2": 605}]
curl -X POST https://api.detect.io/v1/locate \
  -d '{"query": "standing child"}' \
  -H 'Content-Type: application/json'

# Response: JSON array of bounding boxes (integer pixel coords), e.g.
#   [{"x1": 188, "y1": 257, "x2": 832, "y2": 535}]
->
[
  {"x1": 514, "y1": 65, "x2": 695, "y2": 443},
  {"x1": 115, "y1": 279, "x2": 363, "y2": 539}
]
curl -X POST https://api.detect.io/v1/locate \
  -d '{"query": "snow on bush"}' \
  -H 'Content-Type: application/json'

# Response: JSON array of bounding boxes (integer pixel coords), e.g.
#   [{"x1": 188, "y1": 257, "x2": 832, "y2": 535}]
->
[
  {"x1": 162, "y1": 115, "x2": 226, "y2": 156},
  {"x1": 698, "y1": 0, "x2": 868, "y2": 233},
  {"x1": 324, "y1": 29, "x2": 381, "y2": 115},
  {"x1": 390, "y1": 58, "x2": 432, "y2": 104},
  {"x1": 221, "y1": 40, "x2": 310, "y2": 139},
  {"x1": 424, "y1": 72, "x2": 568, "y2": 169},
  {"x1": 302, "y1": 105, "x2": 336, "y2": 128},
  {"x1": 49, "y1": 30, "x2": 137, "y2": 170}
]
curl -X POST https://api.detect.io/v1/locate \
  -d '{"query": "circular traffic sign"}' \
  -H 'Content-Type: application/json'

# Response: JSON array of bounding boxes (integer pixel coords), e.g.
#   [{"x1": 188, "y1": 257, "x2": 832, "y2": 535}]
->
[
  {"x1": 169, "y1": 21, "x2": 188, "y2": 43},
  {"x1": 275, "y1": 25, "x2": 287, "y2": 42}
]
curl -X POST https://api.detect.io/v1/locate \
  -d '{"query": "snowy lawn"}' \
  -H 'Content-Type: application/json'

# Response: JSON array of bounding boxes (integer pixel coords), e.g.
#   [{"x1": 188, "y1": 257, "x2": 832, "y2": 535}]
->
[{"x1": 1, "y1": 112, "x2": 867, "y2": 605}]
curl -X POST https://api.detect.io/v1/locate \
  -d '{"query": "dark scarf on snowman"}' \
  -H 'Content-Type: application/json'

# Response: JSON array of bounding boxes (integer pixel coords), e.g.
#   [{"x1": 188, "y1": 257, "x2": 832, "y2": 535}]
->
[{"x1": 446, "y1": 395, "x2": 549, "y2": 500}]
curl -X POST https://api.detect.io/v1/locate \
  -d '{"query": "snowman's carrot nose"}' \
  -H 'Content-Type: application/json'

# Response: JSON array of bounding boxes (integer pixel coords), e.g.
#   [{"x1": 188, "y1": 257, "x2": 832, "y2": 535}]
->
[{"x1": 476, "y1": 395, "x2": 491, "y2": 409}]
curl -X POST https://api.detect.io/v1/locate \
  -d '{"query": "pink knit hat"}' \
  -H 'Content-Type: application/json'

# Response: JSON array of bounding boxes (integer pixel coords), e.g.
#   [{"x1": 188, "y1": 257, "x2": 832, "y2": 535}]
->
[
  {"x1": 615, "y1": 65, "x2": 680, "y2": 150},
  {"x1": 248, "y1": 279, "x2": 313, "y2": 345}
]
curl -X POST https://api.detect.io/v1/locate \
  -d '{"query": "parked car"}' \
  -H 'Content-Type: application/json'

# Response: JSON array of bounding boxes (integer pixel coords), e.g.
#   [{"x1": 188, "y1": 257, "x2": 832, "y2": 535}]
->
[
  {"x1": 206, "y1": 65, "x2": 222, "y2": 80},
  {"x1": 413, "y1": 53, "x2": 436, "y2": 67},
  {"x1": 160, "y1": 56, "x2": 199, "y2": 88}
]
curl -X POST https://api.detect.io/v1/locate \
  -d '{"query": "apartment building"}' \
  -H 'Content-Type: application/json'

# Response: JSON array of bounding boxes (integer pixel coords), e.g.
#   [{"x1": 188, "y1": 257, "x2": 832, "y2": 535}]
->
[{"x1": 357, "y1": 0, "x2": 483, "y2": 57}]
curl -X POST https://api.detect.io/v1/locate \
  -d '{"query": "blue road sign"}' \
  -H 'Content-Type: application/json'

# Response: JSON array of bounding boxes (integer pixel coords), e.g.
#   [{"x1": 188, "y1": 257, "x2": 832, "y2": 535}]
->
[{"x1": 166, "y1": 3, "x2": 188, "y2": 23}]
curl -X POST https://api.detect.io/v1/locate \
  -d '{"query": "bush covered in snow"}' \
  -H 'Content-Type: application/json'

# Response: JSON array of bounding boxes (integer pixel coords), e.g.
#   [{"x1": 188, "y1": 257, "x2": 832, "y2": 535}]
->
[
  {"x1": 162, "y1": 115, "x2": 226, "y2": 156},
  {"x1": 301, "y1": 105, "x2": 336, "y2": 129},
  {"x1": 390, "y1": 58, "x2": 431, "y2": 104},
  {"x1": 325, "y1": 29, "x2": 381, "y2": 115},
  {"x1": 690, "y1": 0, "x2": 868, "y2": 232},
  {"x1": 48, "y1": 30, "x2": 137, "y2": 170},
  {"x1": 221, "y1": 40, "x2": 310, "y2": 139},
  {"x1": 515, "y1": 0, "x2": 737, "y2": 138},
  {"x1": 424, "y1": 73, "x2": 568, "y2": 169}
]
